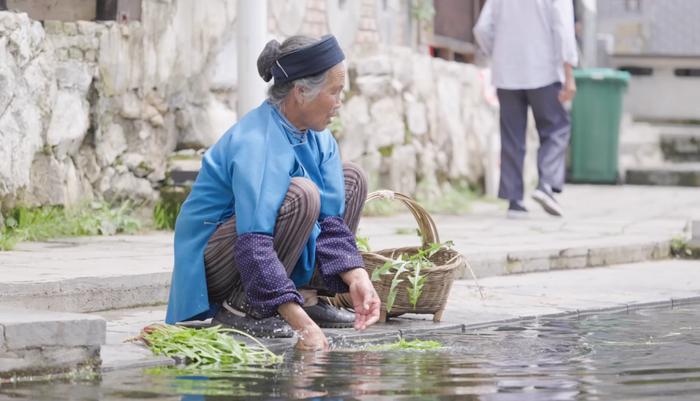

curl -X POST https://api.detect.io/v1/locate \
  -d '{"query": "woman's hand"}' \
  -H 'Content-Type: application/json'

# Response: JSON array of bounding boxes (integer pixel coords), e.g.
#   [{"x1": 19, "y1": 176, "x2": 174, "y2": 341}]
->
[
  {"x1": 295, "y1": 323, "x2": 329, "y2": 351},
  {"x1": 341, "y1": 268, "x2": 381, "y2": 330},
  {"x1": 278, "y1": 302, "x2": 329, "y2": 351}
]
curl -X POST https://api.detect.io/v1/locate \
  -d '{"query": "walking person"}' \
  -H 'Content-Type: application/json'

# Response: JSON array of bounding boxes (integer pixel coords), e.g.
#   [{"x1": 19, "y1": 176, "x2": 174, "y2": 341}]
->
[
  {"x1": 474, "y1": 0, "x2": 578, "y2": 218},
  {"x1": 165, "y1": 35, "x2": 381, "y2": 352}
]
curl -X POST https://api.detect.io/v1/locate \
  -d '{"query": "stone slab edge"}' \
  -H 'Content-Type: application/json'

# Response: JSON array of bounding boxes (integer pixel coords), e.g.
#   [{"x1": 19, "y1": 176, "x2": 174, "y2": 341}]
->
[
  {"x1": 455, "y1": 240, "x2": 672, "y2": 279},
  {"x1": 0, "y1": 272, "x2": 171, "y2": 313},
  {"x1": 0, "y1": 308, "x2": 106, "y2": 379},
  {"x1": 0, "y1": 241, "x2": 674, "y2": 313},
  {"x1": 0, "y1": 310, "x2": 105, "y2": 350}
]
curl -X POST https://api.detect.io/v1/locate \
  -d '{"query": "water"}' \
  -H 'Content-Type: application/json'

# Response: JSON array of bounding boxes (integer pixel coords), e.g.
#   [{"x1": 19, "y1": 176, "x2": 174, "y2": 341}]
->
[{"x1": 2, "y1": 305, "x2": 700, "y2": 401}]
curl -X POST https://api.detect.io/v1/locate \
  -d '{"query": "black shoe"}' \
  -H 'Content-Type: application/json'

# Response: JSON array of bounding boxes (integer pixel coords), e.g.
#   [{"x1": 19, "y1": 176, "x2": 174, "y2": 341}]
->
[
  {"x1": 303, "y1": 298, "x2": 355, "y2": 328},
  {"x1": 212, "y1": 304, "x2": 294, "y2": 338},
  {"x1": 506, "y1": 200, "x2": 529, "y2": 220},
  {"x1": 531, "y1": 185, "x2": 563, "y2": 217}
]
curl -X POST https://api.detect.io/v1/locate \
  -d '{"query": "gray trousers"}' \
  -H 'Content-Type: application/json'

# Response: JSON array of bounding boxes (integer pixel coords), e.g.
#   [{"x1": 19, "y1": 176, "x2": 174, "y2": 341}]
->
[
  {"x1": 496, "y1": 82, "x2": 571, "y2": 201},
  {"x1": 203, "y1": 162, "x2": 368, "y2": 306}
]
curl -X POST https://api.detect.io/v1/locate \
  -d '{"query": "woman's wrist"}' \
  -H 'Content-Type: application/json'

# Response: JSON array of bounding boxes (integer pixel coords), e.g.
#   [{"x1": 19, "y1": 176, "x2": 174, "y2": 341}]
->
[
  {"x1": 278, "y1": 302, "x2": 317, "y2": 331},
  {"x1": 339, "y1": 267, "x2": 368, "y2": 285}
]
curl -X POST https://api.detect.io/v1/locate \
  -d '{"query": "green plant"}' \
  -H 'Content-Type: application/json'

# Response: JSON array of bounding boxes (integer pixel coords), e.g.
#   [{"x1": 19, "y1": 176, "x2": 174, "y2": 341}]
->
[
  {"x1": 671, "y1": 235, "x2": 692, "y2": 257},
  {"x1": 411, "y1": 0, "x2": 435, "y2": 24},
  {"x1": 328, "y1": 116, "x2": 343, "y2": 138},
  {"x1": 367, "y1": 337, "x2": 443, "y2": 351},
  {"x1": 371, "y1": 241, "x2": 453, "y2": 312},
  {"x1": 416, "y1": 184, "x2": 476, "y2": 215},
  {"x1": 355, "y1": 234, "x2": 371, "y2": 252},
  {"x1": 378, "y1": 145, "x2": 394, "y2": 157},
  {"x1": 136, "y1": 324, "x2": 282, "y2": 369},
  {"x1": 153, "y1": 186, "x2": 190, "y2": 230},
  {"x1": 0, "y1": 202, "x2": 141, "y2": 251},
  {"x1": 394, "y1": 227, "x2": 419, "y2": 236},
  {"x1": 153, "y1": 200, "x2": 179, "y2": 230}
]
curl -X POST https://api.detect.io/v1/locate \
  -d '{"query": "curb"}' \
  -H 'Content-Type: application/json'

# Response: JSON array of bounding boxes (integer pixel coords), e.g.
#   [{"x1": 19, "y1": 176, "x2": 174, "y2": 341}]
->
[
  {"x1": 0, "y1": 273, "x2": 171, "y2": 313},
  {"x1": 459, "y1": 240, "x2": 671, "y2": 279}
]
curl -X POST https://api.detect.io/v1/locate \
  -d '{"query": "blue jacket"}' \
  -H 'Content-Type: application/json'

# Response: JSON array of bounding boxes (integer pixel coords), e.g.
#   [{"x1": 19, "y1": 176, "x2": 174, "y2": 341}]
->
[{"x1": 165, "y1": 101, "x2": 345, "y2": 324}]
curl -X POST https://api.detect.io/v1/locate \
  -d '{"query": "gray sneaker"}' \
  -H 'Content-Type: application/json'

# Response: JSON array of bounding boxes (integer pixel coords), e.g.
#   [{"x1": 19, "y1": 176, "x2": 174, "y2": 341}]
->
[
  {"x1": 531, "y1": 188, "x2": 563, "y2": 217},
  {"x1": 506, "y1": 200, "x2": 529, "y2": 220}
]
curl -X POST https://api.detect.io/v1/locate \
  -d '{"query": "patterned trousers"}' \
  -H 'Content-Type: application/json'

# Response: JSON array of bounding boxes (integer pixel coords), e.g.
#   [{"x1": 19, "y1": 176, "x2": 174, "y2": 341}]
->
[{"x1": 203, "y1": 162, "x2": 368, "y2": 308}]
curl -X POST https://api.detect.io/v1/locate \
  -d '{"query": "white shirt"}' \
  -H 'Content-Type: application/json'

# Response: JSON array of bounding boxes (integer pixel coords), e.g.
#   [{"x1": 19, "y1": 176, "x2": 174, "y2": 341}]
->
[{"x1": 474, "y1": 0, "x2": 578, "y2": 90}]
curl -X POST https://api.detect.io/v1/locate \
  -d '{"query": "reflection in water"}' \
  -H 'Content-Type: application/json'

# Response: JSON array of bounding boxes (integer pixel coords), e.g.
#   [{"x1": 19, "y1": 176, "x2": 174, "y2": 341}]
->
[{"x1": 1, "y1": 306, "x2": 699, "y2": 400}]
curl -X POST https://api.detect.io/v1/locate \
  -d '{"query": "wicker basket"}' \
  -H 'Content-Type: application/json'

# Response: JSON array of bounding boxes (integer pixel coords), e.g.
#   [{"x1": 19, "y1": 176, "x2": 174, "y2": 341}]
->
[{"x1": 333, "y1": 190, "x2": 464, "y2": 322}]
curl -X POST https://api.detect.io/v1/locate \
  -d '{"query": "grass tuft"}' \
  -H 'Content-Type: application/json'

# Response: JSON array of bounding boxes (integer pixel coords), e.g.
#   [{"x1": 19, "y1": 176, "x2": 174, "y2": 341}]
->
[
  {"x1": 0, "y1": 202, "x2": 141, "y2": 251},
  {"x1": 153, "y1": 186, "x2": 190, "y2": 230},
  {"x1": 417, "y1": 184, "x2": 477, "y2": 215}
]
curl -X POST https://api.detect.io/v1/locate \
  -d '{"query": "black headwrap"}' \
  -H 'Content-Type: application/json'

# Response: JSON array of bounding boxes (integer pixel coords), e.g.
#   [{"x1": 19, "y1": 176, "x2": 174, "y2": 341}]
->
[{"x1": 271, "y1": 35, "x2": 345, "y2": 84}]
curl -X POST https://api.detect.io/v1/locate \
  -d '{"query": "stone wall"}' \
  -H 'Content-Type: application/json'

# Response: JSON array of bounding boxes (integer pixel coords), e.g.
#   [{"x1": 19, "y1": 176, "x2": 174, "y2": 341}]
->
[
  {"x1": 343, "y1": 53, "x2": 538, "y2": 199},
  {"x1": 1, "y1": 2, "x2": 540, "y2": 212},
  {"x1": 0, "y1": 1, "x2": 239, "y2": 208},
  {"x1": 336, "y1": 48, "x2": 507, "y2": 200},
  {"x1": 268, "y1": 0, "x2": 382, "y2": 54}
]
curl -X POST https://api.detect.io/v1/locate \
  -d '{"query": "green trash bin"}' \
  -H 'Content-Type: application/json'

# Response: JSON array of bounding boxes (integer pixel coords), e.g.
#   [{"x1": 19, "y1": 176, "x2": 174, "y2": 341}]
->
[{"x1": 569, "y1": 68, "x2": 630, "y2": 183}]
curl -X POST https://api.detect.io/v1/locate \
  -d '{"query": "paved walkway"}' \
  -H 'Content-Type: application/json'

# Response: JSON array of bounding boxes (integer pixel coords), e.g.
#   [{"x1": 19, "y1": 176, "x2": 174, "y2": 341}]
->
[{"x1": 362, "y1": 184, "x2": 700, "y2": 276}]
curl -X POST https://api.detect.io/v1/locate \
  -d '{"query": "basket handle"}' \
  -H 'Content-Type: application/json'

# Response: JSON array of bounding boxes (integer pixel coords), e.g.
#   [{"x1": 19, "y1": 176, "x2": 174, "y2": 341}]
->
[{"x1": 365, "y1": 190, "x2": 440, "y2": 249}]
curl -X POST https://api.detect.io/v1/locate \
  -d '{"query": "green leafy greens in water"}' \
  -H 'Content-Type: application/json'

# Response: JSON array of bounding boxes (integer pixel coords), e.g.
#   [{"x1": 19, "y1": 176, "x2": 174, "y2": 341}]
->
[
  {"x1": 136, "y1": 324, "x2": 282, "y2": 369},
  {"x1": 371, "y1": 241, "x2": 453, "y2": 313},
  {"x1": 367, "y1": 338, "x2": 443, "y2": 351}
]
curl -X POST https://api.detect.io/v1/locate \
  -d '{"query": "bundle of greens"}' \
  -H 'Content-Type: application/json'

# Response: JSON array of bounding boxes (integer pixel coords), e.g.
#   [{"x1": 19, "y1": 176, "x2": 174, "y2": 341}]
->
[{"x1": 136, "y1": 324, "x2": 282, "y2": 368}]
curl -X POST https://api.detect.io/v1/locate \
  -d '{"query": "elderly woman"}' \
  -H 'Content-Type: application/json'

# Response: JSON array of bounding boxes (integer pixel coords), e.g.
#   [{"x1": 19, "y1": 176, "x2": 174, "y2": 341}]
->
[{"x1": 165, "y1": 35, "x2": 380, "y2": 351}]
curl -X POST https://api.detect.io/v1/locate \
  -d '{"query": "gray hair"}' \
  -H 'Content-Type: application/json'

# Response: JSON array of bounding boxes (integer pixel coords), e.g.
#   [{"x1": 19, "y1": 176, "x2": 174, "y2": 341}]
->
[{"x1": 257, "y1": 35, "x2": 331, "y2": 106}]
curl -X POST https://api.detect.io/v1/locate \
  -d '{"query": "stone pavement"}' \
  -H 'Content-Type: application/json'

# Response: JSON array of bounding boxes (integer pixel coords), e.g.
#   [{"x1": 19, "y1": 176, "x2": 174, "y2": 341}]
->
[
  {"x1": 99, "y1": 259, "x2": 700, "y2": 369},
  {"x1": 1, "y1": 184, "x2": 700, "y2": 377}
]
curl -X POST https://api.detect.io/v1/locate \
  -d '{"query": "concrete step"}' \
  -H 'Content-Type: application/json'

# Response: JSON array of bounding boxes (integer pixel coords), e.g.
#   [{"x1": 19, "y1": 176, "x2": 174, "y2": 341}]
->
[
  {"x1": 625, "y1": 163, "x2": 700, "y2": 187},
  {"x1": 0, "y1": 308, "x2": 105, "y2": 380},
  {"x1": 618, "y1": 119, "x2": 664, "y2": 172},
  {"x1": 459, "y1": 240, "x2": 671, "y2": 279},
  {"x1": 0, "y1": 234, "x2": 173, "y2": 314},
  {"x1": 660, "y1": 128, "x2": 700, "y2": 162}
]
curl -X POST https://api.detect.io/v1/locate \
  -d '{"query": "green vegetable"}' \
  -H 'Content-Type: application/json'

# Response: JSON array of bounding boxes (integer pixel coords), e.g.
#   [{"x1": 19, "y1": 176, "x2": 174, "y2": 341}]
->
[
  {"x1": 367, "y1": 338, "x2": 443, "y2": 351},
  {"x1": 137, "y1": 324, "x2": 282, "y2": 369},
  {"x1": 373, "y1": 241, "x2": 454, "y2": 312}
]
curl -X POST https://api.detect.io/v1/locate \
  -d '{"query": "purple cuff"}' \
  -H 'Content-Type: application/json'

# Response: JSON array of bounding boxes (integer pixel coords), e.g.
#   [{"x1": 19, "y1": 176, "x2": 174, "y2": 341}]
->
[
  {"x1": 315, "y1": 216, "x2": 364, "y2": 293},
  {"x1": 234, "y1": 233, "x2": 303, "y2": 317}
]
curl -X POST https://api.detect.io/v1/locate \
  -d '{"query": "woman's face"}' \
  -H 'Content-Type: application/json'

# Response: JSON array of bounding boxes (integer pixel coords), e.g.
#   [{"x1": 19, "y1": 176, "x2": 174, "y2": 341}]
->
[{"x1": 299, "y1": 63, "x2": 345, "y2": 131}]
